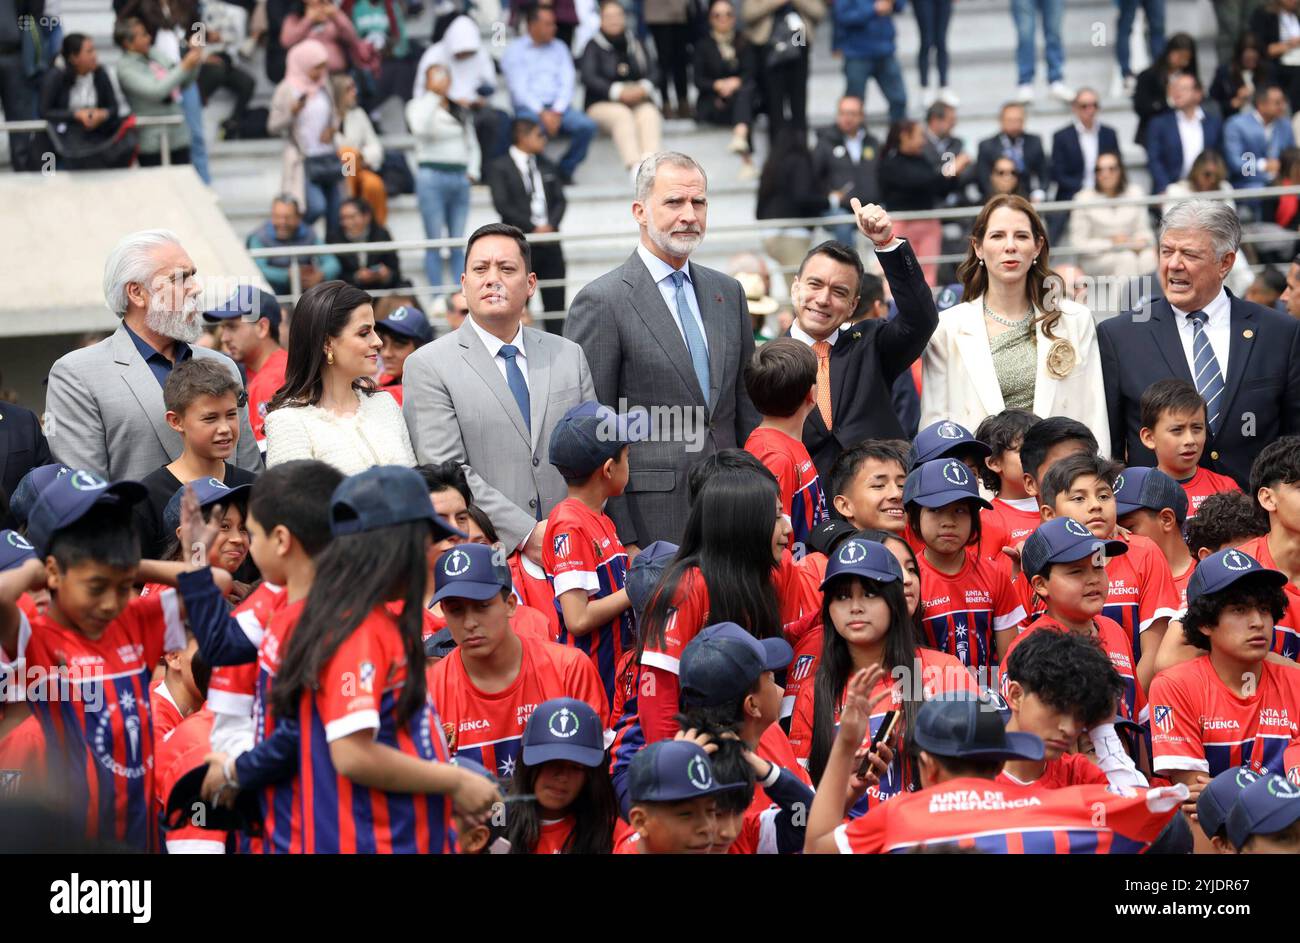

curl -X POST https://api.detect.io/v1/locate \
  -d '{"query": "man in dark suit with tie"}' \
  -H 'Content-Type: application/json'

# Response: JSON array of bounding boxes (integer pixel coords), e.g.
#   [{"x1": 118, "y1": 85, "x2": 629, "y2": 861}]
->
[
  {"x1": 485, "y1": 118, "x2": 568, "y2": 329},
  {"x1": 976, "y1": 103, "x2": 1050, "y2": 201},
  {"x1": 0, "y1": 401, "x2": 53, "y2": 529},
  {"x1": 1049, "y1": 87, "x2": 1119, "y2": 240},
  {"x1": 1144, "y1": 73, "x2": 1223, "y2": 194},
  {"x1": 785, "y1": 201, "x2": 938, "y2": 483},
  {"x1": 1098, "y1": 200, "x2": 1300, "y2": 488},
  {"x1": 565, "y1": 151, "x2": 760, "y2": 548}
]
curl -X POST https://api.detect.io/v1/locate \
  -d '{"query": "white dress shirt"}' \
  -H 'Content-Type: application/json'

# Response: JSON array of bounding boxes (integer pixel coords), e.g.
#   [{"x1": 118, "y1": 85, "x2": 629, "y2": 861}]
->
[
  {"x1": 636, "y1": 243, "x2": 709, "y2": 355},
  {"x1": 844, "y1": 128, "x2": 866, "y2": 164},
  {"x1": 1171, "y1": 287, "x2": 1231, "y2": 380},
  {"x1": 1174, "y1": 107, "x2": 1206, "y2": 180},
  {"x1": 468, "y1": 315, "x2": 530, "y2": 390},
  {"x1": 508, "y1": 145, "x2": 549, "y2": 229},
  {"x1": 1074, "y1": 119, "x2": 1100, "y2": 192}
]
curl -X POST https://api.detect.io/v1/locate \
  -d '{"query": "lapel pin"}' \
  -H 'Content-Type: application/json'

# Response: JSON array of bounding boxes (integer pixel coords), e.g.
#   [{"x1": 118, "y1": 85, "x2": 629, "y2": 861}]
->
[
  {"x1": 714, "y1": 294, "x2": 723, "y2": 304},
  {"x1": 1243, "y1": 329, "x2": 1254, "y2": 339}
]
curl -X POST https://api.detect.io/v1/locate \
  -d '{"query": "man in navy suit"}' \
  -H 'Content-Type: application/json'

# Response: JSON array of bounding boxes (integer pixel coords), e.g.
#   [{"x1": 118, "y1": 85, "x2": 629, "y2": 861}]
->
[
  {"x1": 1145, "y1": 73, "x2": 1223, "y2": 194},
  {"x1": 1098, "y1": 200, "x2": 1300, "y2": 489},
  {"x1": 1049, "y1": 87, "x2": 1119, "y2": 239}
]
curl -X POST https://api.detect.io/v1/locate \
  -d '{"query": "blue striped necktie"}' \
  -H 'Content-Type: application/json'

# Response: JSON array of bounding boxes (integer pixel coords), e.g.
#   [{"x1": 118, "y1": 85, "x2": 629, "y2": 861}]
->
[
  {"x1": 1186, "y1": 309, "x2": 1225, "y2": 435},
  {"x1": 669, "y1": 270, "x2": 711, "y2": 401}
]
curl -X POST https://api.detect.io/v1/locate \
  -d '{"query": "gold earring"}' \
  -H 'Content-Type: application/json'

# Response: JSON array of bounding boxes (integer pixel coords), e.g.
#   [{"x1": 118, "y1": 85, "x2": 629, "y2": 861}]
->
[{"x1": 326, "y1": 351, "x2": 334, "y2": 365}]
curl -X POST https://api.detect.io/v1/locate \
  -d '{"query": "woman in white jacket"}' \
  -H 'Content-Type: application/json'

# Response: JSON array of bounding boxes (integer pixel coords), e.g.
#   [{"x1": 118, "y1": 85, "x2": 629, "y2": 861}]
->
[
  {"x1": 406, "y1": 62, "x2": 481, "y2": 293},
  {"x1": 1066, "y1": 153, "x2": 1156, "y2": 279},
  {"x1": 921, "y1": 193, "x2": 1110, "y2": 456}
]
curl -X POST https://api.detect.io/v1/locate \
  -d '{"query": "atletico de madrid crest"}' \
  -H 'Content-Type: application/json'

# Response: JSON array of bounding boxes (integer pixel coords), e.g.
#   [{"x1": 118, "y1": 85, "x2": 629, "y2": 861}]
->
[{"x1": 552, "y1": 533, "x2": 570, "y2": 559}]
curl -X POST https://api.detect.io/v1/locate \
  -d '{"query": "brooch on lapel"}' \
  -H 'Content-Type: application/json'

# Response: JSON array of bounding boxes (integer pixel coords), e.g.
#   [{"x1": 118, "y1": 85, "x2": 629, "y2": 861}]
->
[
  {"x1": 1244, "y1": 329, "x2": 1254, "y2": 339},
  {"x1": 1045, "y1": 339, "x2": 1077, "y2": 379},
  {"x1": 851, "y1": 331, "x2": 862, "y2": 340},
  {"x1": 714, "y1": 293, "x2": 723, "y2": 304}
]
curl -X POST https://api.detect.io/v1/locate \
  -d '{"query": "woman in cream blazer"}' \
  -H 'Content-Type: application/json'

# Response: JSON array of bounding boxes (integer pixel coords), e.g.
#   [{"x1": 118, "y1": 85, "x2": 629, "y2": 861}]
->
[{"x1": 921, "y1": 193, "x2": 1111, "y2": 457}]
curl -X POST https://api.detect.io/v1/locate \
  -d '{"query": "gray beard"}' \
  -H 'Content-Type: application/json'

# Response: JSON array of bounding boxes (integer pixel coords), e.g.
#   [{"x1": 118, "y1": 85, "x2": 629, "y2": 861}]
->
[
  {"x1": 144, "y1": 304, "x2": 203, "y2": 344},
  {"x1": 646, "y1": 218, "x2": 703, "y2": 258}
]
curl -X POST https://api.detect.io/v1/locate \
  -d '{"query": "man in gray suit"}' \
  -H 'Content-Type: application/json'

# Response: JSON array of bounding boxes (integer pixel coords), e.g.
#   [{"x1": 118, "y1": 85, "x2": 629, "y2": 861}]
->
[
  {"x1": 45, "y1": 229, "x2": 260, "y2": 481},
  {"x1": 565, "y1": 151, "x2": 760, "y2": 549},
  {"x1": 403, "y1": 223, "x2": 596, "y2": 564}
]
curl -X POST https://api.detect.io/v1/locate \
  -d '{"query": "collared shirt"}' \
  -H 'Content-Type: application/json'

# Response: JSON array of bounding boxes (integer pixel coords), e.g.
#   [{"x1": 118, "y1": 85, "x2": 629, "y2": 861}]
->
[
  {"x1": 844, "y1": 129, "x2": 866, "y2": 164},
  {"x1": 502, "y1": 37, "x2": 575, "y2": 115},
  {"x1": 636, "y1": 243, "x2": 709, "y2": 357},
  {"x1": 1174, "y1": 108, "x2": 1206, "y2": 179},
  {"x1": 123, "y1": 322, "x2": 193, "y2": 387},
  {"x1": 786, "y1": 239, "x2": 903, "y2": 348},
  {"x1": 1074, "y1": 119, "x2": 1100, "y2": 192},
  {"x1": 1171, "y1": 287, "x2": 1231, "y2": 380},
  {"x1": 468, "y1": 315, "x2": 530, "y2": 391},
  {"x1": 509, "y1": 145, "x2": 549, "y2": 229},
  {"x1": 999, "y1": 133, "x2": 1026, "y2": 171}
]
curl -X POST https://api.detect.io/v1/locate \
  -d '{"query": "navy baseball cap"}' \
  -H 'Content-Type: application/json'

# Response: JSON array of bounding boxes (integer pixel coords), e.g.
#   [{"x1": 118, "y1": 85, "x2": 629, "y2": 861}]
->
[
  {"x1": 375, "y1": 305, "x2": 434, "y2": 345},
  {"x1": 903, "y1": 458, "x2": 992, "y2": 510},
  {"x1": 627, "y1": 740, "x2": 747, "y2": 804},
  {"x1": 806, "y1": 519, "x2": 857, "y2": 557},
  {"x1": 626, "y1": 540, "x2": 677, "y2": 614},
  {"x1": 26, "y1": 470, "x2": 147, "y2": 557},
  {"x1": 680, "y1": 622, "x2": 794, "y2": 707},
  {"x1": 431, "y1": 543, "x2": 513, "y2": 603},
  {"x1": 423, "y1": 627, "x2": 456, "y2": 659},
  {"x1": 1113, "y1": 466, "x2": 1188, "y2": 522},
  {"x1": 162, "y1": 477, "x2": 253, "y2": 535},
  {"x1": 9, "y1": 463, "x2": 71, "y2": 528},
  {"x1": 1185, "y1": 547, "x2": 1288, "y2": 607},
  {"x1": 521, "y1": 698, "x2": 606, "y2": 768},
  {"x1": 331, "y1": 465, "x2": 464, "y2": 540},
  {"x1": 0, "y1": 530, "x2": 36, "y2": 572},
  {"x1": 1197, "y1": 766, "x2": 1262, "y2": 840},
  {"x1": 1225, "y1": 773, "x2": 1300, "y2": 850},
  {"x1": 820, "y1": 537, "x2": 904, "y2": 590},
  {"x1": 1020, "y1": 517, "x2": 1127, "y2": 579},
  {"x1": 913, "y1": 691, "x2": 1044, "y2": 762},
  {"x1": 549, "y1": 401, "x2": 649, "y2": 479},
  {"x1": 204, "y1": 285, "x2": 282, "y2": 330},
  {"x1": 911, "y1": 420, "x2": 991, "y2": 466}
]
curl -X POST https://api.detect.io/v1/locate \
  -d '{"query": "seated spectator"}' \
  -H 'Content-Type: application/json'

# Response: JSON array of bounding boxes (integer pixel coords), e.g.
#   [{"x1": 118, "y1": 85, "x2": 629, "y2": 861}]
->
[
  {"x1": 1224, "y1": 85, "x2": 1295, "y2": 192},
  {"x1": 279, "y1": 0, "x2": 377, "y2": 76},
  {"x1": 112, "y1": 15, "x2": 201, "y2": 167},
  {"x1": 412, "y1": 14, "x2": 510, "y2": 162},
  {"x1": 812, "y1": 95, "x2": 881, "y2": 245},
  {"x1": 1250, "y1": 0, "x2": 1300, "y2": 110},
  {"x1": 1133, "y1": 31, "x2": 1198, "y2": 148},
  {"x1": 693, "y1": 0, "x2": 759, "y2": 177},
  {"x1": 330, "y1": 73, "x2": 388, "y2": 225},
  {"x1": 645, "y1": 0, "x2": 693, "y2": 118},
  {"x1": 501, "y1": 4, "x2": 597, "y2": 185},
  {"x1": 834, "y1": 0, "x2": 907, "y2": 122},
  {"x1": 756, "y1": 131, "x2": 829, "y2": 295},
  {"x1": 348, "y1": 0, "x2": 420, "y2": 114},
  {"x1": 329, "y1": 196, "x2": 404, "y2": 290},
  {"x1": 406, "y1": 62, "x2": 480, "y2": 292},
  {"x1": 1048, "y1": 87, "x2": 1119, "y2": 240},
  {"x1": 1274, "y1": 147, "x2": 1300, "y2": 229},
  {"x1": 976, "y1": 103, "x2": 1049, "y2": 202},
  {"x1": 1210, "y1": 33, "x2": 1272, "y2": 119},
  {"x1": 247, "y1": 193, "x2": 342, "y2": 293},
  {"x1": 1164, "y1": 148, "x2": 1236, "y2": 211},
  {"x1": 1145, "y1": 73, "x2": 1223, "y2": 194},
  {"x1": 190, "y1": 2, "x2": 258, "y2": 143},
  {"x1": 578, "y1": 0, "x2": 663, "y2": 181},
  {"x1": 880, "y1": 118, "x2": 967, "y2": 284},
  {"x1": 39, "y1": 33, "x2": 134, "y2": 170},
  {"x1": 1067, "y1": 152, "x2": 1156, "y2": 279},
  {"x1": 1245, "y1": 266, "x2": 1289, "y2": 308},
  {"x1": 269, "y1": 39, "x2": 345, "y2": 230},
  {"x1": 987, "y1": 155, "x2": 1026, "y2": 198}
]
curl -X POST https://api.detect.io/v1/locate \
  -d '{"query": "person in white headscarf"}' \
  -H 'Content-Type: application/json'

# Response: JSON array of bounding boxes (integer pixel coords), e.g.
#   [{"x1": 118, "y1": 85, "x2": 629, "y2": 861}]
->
[{"x1": 411, "y1": 14, "x2": 509, "y2": 160}]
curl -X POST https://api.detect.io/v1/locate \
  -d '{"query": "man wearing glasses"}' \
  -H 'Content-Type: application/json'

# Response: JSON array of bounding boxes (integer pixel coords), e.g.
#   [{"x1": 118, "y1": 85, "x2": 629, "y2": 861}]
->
[{"x1": 1049, "y1": 88, "x2": 1119, "y2": 240}]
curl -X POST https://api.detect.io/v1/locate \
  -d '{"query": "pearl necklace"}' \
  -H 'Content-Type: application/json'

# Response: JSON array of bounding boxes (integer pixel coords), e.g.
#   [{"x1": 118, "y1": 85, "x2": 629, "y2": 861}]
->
[{"x1": 982, "y1": 301, "x2": 1032, "y2": 328}]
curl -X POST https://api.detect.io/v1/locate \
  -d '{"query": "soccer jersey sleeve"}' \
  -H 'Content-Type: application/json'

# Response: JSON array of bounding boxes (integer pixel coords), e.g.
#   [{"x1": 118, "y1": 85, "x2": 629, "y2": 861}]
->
[
  {"x1": 786, "y1": 682, "x2": 816, "y2": 764},
  {"x1": 639, "y1": 571, "x2": 708, "y2": 676},
  {"x1": 1149, "y1": 668, "x2": 1209, "y2": 774},
  {"x1": 762, "y1": 447, "x2": 799, "y2": 521},
  {"x1": 315, "y1": 618, "x2": 391, "y2": 743},
  {"x1": 544, "y1": 509, "x2": 601, "y2": 598},
  {"x1": 990, "y1": 560, "x2": 1028, "y2": 633},
  {"x1": 124, "y1": 590, "x2": 188, "y2": 668},
  {"x1": 836, "y1": 804, "x2": 888, "y2": 854},
  {"x1": 1136, "y1": 543, "x2": 1180, "y2": 634}
]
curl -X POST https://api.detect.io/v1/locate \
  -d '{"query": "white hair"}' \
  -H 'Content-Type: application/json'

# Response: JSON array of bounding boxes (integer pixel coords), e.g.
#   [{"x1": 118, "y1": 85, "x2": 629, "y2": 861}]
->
[
  {"x1": 1158, "y1": 200, "x2": 1241, "y2": 260},
  {"x1": 103, "y1": 229, "x2": 184, "y2": 317},
  {"x1": 634, "y1": 151, "x2": 707, "y2": 203}
]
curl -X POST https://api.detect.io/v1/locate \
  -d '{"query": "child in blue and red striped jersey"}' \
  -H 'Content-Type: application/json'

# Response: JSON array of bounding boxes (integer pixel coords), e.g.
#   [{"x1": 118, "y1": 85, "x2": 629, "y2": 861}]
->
[
  {"x1": 268, "y1": 466, "x2": 497, "y2": 854},
  {"x1": 542, "y1": 402, "x2": 638, "y2": 705},
  {"x1": 905, "y1": 419, "x2": 1010, "y2": 564},
  {"x1": 742, "y1": 339, "x2": 828, "y2": 553}
]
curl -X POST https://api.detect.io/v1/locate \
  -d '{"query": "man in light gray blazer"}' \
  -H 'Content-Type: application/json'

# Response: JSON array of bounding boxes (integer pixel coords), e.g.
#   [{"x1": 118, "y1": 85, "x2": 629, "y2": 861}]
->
[
  {"x1": 403, "y1": 223, "x2": 595, "y2": 563},
  {"x1": 45, "y1": 229, "x2": 260, "y2": 481},
  {"x1": 565, "y1": 152, "x2": 760, "y2": 549}
]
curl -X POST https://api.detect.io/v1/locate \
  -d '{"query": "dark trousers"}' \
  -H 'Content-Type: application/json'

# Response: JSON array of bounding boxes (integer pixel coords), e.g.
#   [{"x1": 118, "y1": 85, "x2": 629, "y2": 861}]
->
[
  {"x1": 137, "y1": 146, "x2": 192, "y2": 167},
  {"x1": 532, "y1": 241, "x2": 567, "y2": 333},
  {"x1": 650, "y1": 23, "x2": 693, "y2": 109},
  {"x1": 760, "y1": 49, "x2": 809, "y2": 141},
  {"x1": 0, "y1": 51, "x2": 34, "y2": 170},
  {"x1": 695, "y1": 83, "x2": 755, "y2": 127},
  {"x1": 198, "y1": 55, "x2": 256, "y2": 121}
]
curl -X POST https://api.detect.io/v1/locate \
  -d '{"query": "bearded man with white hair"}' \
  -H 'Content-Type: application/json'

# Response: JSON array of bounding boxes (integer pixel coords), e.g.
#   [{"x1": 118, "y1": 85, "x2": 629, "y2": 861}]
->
[
  {"x1": 45, "y1": 229, "x2": 261, "y2": 480},
  {"x1": 564, "y1": 151, "x2": 761, "y2": 547}
]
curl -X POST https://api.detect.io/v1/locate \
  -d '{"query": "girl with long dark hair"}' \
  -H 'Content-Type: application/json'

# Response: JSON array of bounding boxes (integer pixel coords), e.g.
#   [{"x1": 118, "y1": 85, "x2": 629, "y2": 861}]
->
[
  {"x1": 263, "y1": 280, "x2": 416, "y2": 473},
  {"x1": 270, "y1": 465, "x2": 498, "y2": 853},
  {"x1": 788, "y1": 538, "x2": 976, "y2": 816},
  {"x1": 506, "y1": 698, "x2": 618, "y2": 854}
]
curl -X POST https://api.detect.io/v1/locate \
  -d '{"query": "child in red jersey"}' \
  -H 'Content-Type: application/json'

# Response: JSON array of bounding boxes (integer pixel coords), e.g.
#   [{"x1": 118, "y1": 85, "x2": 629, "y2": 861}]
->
[
  {"x1": 618, "y1": 738, "x2": 747, "y2": 854},
  {"x1": 789, "y1": 538, "x2": 976, "y2": 817},
  {"x1": 1114, "y1": 467, "x2": 1196, "y2": 608},
  {"x1": 904, "y1": 458, "x2": 1025, "y2": 669},
  {"x1": 150, "y1": 633, "x2": 209, "y2": 741},
  {"x1": 139, "y1": 478, "x2": 253, "y2": 601},
  {"x1": 428, "y1": 543, "x2": 608, "y2": 784},
  {"x1": 742, "y1": 339, "x2": 828, "y2": 552},
  {"x1": 908, "y1": 419, "x2": 1010, "y2": 562},
  {"x1": 1149, "y1": 548, "x2": 1300, "y2": 849},
  {"x1": 504, "y1": 697, "x2": 618, "y2": 853},
  {"x1": 0, "y1": 472, "x2": 190, "y2": 850},
  {"x1": 825, "y1": 439, "x2": 911, "y2": 536},
  {"x1": 1185, "y1": 492, "x2": 1269, "y2": 563},
  {"x1": 975, "y1": 409, "x2": 1043, "y2": 551},
  {"x1": 374, "y1": 304, "x2": 434, "y2": 405},
  {"x1": 269, "y1": 466, "x2": 497, "y2": 853},
  {"x1": 543, "y1": 402, "x2": 639, "y2": 706},
  {"x1": 1037, "y1": 452, "x2": 1179, "y2": 691},
  {"x1": 1017, "y1": 416, "x2": 1099, "y2": 502},
  {"x1": 1138, "y1": 379, "x2": 1240, "y2": 519}
]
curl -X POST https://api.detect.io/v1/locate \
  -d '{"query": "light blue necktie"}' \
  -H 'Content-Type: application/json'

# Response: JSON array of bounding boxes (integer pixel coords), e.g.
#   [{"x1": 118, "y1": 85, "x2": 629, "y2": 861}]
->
[
  {"x1": 669, "y1": 270, "x2": 710, "y2": 401},
  {"x1": 1187, "y1": 310, "x2": 1225, "y2": 436},
  {"x1": 498, "y1": 344, "x2": 531, "y2": 434}
]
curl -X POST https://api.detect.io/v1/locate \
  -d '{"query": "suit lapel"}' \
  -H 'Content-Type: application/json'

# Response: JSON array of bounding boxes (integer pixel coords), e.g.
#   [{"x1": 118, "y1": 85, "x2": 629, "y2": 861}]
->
[
  {"x1": 1220, "y1": 295, "x2": 1257, "y2": 434},
  {"x1": 954, "y1": 302, "x2": 1004, "y2": 418},
  {"x1": 522, "y1": 328, "x2": 551, "y2": 452},
  {"x1": 1148, "y1": 301, "x2": 1195, "y2": 383},
  {"x1": 829, "y1": 328, "x2": 852, "y2": 410},
  {"x1": 0, "y1": 409, "x2": 10, "y2": 491},
  {"x1": 457, "y1": 324, "x2": 531, "y2": 447},
  {"x1": 113, "y1": 326, "x2": 175, "y2": 458},
  {"x1": 623, "y1": 253, "x2": 706, "y2": 405},
  {"x1": 690, "y1": 261, "x2": 726, "y2": 412}
]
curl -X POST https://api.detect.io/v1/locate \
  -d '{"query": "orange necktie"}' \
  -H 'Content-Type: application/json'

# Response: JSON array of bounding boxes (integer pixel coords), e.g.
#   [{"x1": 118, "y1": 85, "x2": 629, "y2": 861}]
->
[{"x1": 813, "y1": 340, "x2": 832, "y2": 429}]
